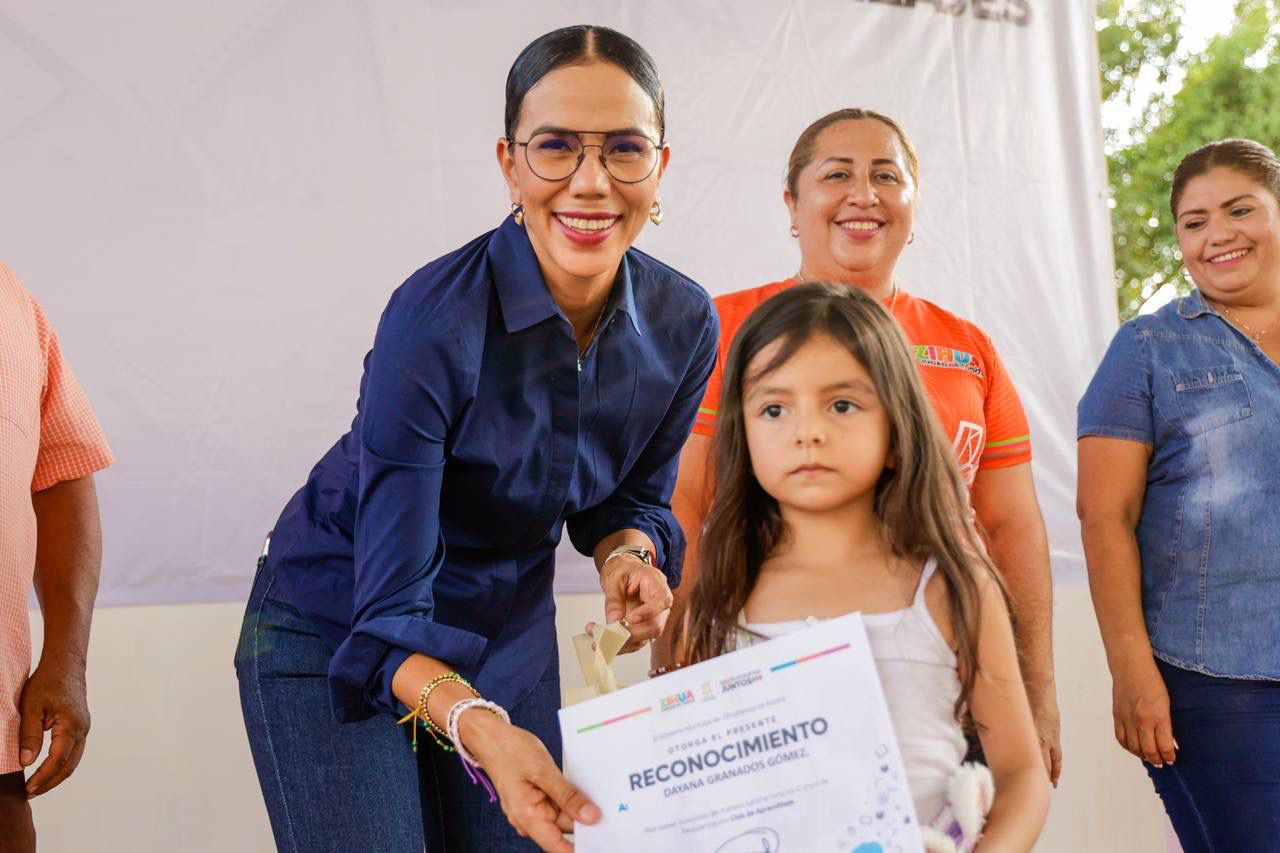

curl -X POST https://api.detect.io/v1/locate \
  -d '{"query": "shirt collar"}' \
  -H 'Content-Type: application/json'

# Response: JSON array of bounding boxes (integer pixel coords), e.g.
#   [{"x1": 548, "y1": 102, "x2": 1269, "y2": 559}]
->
[
  {"x1": 488, "y1": 216, "x2": 560, "y2": 333},
  {"x1": 613, "y1": 255, "x2": 643, "y2": 336},
  {"x1": 1177, "y1": 288, "x2": 1219, "y2": 320},
  {"x1": 487, "y1": 215, "x2": 645, "y2": 336}
]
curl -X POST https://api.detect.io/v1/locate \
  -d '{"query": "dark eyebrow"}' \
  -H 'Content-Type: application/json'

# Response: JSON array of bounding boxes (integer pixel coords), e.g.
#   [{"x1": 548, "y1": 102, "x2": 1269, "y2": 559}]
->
[
  {"x1": 1178, "y1": 194, "x2": 1261, "y2": 220},
  {"x1": 522, "y1": 125, "x2": 653, "y2": 139}
]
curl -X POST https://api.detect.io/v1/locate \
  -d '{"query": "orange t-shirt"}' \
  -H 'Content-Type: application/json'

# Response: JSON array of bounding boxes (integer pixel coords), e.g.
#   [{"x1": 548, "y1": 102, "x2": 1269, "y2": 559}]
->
[
  {"x1": 693, "y1": 279, "x2": 1031, "y2": 485},
  {"x1": 0, "y1": 262, "x2": 113, "y2": 775}
]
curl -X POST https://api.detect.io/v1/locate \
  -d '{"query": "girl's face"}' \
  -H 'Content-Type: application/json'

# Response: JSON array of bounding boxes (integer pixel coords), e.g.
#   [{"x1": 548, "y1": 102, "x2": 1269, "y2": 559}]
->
[
  {"x1": 742, "y1": 334, "x2": 892, "y2": 515},
  {"x1": 784, "y1": 119, "x2": 916, "y2": 285},
  {"x1": 497, "y1": 62, "x2": 669, "y2": 294},
  {"x1": 1176, "y1": 166, "x2": 1280, "y2": 302}
]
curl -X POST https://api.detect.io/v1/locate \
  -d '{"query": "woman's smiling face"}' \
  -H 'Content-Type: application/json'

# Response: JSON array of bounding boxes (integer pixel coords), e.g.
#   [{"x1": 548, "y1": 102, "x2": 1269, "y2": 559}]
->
[
  {"x1": 1175, "y1": 166, "x2": 1280, "y2": 302},
  {"x1": 785, "y1": 118, "x2": 916, "y2": 286},
  {"x1": 498, "y1": 61, "x2": 669, "y2": 294}
]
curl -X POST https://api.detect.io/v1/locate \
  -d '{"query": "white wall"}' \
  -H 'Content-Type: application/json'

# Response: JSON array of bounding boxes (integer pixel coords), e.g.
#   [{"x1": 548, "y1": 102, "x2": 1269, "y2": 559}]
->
[
  {"x1": 0, "y1": 0, "x2": 1115, "y2": 604},
  {"x1": 28, "y1": 588, "x2": 1172, "y2": 852}
]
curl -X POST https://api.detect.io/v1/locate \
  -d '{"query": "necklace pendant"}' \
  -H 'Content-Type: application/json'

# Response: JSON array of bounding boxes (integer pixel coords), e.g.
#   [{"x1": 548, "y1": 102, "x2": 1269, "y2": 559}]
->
[{"x1": 577, "y1": 356, "x2": 583, "y2": 372}]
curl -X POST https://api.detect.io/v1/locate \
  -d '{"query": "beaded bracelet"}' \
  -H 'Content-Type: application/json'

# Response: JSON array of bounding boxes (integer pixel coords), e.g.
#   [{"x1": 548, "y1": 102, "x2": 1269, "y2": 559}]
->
[
  {"x1": 396, "y1": 672, "x2": 479, "y2": 753},
  {"x1": 446, "y1": 698, "x2": 510, "y2": 803}
]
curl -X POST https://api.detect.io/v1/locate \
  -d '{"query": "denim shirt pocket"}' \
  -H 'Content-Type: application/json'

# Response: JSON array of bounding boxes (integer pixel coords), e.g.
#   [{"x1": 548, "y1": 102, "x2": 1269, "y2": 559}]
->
[{"x1": 1172, "y1": 364, "x2": 1253, "y2": 434}]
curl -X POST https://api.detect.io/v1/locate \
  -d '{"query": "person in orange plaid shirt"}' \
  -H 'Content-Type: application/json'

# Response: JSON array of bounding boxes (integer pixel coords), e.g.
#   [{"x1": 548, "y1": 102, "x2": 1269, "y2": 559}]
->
[
  {"x1": 656, "y1": 109, "x2": 1061, "y2": 787},
  {"x1": 0, "y1": 262, "x2": 112, "y2": 853}
]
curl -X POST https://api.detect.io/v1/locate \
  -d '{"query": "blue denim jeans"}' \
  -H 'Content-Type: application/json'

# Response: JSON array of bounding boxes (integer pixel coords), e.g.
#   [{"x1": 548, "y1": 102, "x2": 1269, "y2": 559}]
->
[
  {"x1": 1146, "y1": 659, "x2": 1280, "y2": 852},
  {"x1": 234, "y1": 556, "x2": 562, "y2": 852}
]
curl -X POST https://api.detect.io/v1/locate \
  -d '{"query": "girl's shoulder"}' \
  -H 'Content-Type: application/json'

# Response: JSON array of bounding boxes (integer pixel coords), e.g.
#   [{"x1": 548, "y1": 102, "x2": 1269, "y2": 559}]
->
[
  {"x1": 920, "y1": 556, "x2": 1006, "y2": 652},
  {"x1": 922, "y1": 563, "x2": 955, "y2": 648}
]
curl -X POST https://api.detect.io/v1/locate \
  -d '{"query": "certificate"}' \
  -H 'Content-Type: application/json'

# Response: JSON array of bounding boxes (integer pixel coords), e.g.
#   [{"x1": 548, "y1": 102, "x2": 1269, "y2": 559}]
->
[{"x1": 559, "y1": 613, "x2": 924, "y2": 852}]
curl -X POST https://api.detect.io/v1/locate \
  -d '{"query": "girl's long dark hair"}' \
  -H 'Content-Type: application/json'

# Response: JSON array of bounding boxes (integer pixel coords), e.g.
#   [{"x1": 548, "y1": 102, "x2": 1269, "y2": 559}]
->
[{"x1": 679, "y1": 283, "x2": 1002, "y2": 717}]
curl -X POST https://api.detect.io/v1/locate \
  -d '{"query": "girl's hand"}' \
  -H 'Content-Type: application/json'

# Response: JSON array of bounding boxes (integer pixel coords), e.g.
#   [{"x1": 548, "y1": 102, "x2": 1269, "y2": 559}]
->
[
  {"x1": 599, "y1": 555, "x2": 672, "y2": 653},
  {"x1": 1111, "y1": 655, "x2": 1178, "y2": 767},
  {"x1": 463, "y1": 711, "x2": 600, "y2": 852}
]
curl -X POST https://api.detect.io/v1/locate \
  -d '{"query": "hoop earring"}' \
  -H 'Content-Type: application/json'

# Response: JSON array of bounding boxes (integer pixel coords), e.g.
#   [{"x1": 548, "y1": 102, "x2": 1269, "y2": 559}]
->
[
  {"x1": 907, "y1": 230, "x2": 915, "y2": 245},
  {"x1": 789, "y1": 224, "x2": 799, "y2": 238},
  {"x1": 649, "y1": 199, "x2": 664, "y2": 226},
  {"x1": 510, "y1": 203, "x2": 524, "y2": 226}
]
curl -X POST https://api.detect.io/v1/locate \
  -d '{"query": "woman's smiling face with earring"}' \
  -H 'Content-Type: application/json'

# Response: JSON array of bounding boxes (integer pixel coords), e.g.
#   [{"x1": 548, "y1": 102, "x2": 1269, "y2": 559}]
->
[
  {"x1": 498, "y1": 62, "x2": 669, "y2": 295},
  {"x1": 785, "y1": 119, "x2": 915, "y2": 286}
]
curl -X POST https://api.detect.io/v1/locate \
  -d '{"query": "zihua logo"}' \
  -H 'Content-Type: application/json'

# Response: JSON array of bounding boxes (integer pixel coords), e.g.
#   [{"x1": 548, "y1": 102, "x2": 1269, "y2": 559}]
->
[
  {"x1": 659, "y1": 689, "x2": 697, "y2": 712},
  {"x1": 854, "y1": 0, "x2": 1032, "y2": 26}
]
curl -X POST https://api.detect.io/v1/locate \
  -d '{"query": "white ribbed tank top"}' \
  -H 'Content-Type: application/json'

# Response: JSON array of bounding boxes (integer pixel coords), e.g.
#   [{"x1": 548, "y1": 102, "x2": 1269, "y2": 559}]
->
[{"x1": 740, "y1": 557, "x2": 966, "y2": 823}]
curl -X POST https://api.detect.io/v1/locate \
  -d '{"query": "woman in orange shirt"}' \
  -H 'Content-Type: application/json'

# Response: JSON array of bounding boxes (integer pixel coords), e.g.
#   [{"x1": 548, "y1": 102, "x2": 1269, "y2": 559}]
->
[{"x1": 660, "y1": 108, "x2": 1061, "y2": 784}]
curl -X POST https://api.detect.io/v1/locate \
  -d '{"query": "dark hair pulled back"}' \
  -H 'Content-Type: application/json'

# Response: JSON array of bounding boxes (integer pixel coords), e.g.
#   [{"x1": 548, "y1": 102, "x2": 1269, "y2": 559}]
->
[
  {"x1": 1170, "y1": 138, "x2": 1280, "y2": 219},
  {"x1": 504, "y1": 25, "x2": 665, "y2": 142}
]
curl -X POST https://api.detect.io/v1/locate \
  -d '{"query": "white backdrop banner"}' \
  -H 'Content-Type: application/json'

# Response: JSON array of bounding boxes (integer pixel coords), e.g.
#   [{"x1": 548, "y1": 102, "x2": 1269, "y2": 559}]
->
[{"x1": 0, "y1": 1, "x2": 1114, "y2": 604}]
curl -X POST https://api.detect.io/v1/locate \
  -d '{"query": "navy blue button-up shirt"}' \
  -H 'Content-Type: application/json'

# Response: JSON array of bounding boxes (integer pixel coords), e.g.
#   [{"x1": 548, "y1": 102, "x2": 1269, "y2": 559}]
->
[{"x1": 266, "y1": 217, "x2": 718, "y2": 721}]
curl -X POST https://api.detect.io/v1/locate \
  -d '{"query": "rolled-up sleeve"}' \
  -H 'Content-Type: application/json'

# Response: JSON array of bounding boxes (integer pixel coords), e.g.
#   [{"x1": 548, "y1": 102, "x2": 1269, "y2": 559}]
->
[
  {"x1": 328, "y1": 301, "x2": 487, "y2": 719},
  {"x1": 1078, "y1": 320, "x2": 1154, "y2": 444},
  {"x1": 567, "y1": 306, "x2": 719, "y2": 588}
]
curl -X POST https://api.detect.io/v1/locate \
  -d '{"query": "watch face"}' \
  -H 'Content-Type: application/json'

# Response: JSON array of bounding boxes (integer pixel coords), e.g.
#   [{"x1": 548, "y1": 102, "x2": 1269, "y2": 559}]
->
[{"x1": 613, "y1": 545, "x2": 653, "y2": 566}]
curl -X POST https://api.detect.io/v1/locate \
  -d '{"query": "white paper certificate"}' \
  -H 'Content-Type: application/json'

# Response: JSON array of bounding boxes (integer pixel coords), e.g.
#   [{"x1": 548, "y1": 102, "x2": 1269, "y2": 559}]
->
[{"x1": 559, "y1": 613, "x2": 924, "y2": 853}]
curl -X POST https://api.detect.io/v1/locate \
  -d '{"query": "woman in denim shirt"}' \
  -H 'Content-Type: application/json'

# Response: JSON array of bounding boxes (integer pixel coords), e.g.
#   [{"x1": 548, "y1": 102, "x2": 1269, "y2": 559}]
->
[{"x1": 1078, "y1": 139, "x2": 1280, "y2": 850}]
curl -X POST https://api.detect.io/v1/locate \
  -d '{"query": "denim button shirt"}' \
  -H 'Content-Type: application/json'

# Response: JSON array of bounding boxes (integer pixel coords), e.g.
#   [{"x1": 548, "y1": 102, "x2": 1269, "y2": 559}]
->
[
  {"x1": 1078, "y1": 288, "x2": 1280, "y2": 680},
  {"x1": 266, "y1": 217, "x2": 718, "y2": 721}
]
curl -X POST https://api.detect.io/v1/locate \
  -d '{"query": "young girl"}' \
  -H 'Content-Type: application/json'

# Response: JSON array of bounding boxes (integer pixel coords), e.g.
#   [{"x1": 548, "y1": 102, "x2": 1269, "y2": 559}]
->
[{"x1": 678, "y1": 283, "x2": 1049, "y2": 851}]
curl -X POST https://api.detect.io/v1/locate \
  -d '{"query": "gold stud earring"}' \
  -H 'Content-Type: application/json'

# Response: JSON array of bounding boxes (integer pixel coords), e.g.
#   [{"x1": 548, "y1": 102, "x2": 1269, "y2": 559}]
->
[
  {"x1": 649, "y1": 199, "x2": 664, "y2": 226},
  {"x1": 789, "y1": 224, "x2": 800, "y2": 238},
  {"x1": 511, "y1": 203, "x2": 524, "y2": 226}
]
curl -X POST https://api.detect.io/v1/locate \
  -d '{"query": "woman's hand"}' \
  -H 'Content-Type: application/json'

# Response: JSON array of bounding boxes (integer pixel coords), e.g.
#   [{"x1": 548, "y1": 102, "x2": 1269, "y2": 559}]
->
[
  {"x1": 1111, "y1": 654, "x2": 1178, "y2": 767},
  {"x1": 600, "y1": 554, "x2": 673, "y2": 653},
  {"x1": 463, "y1": 710, "x2": 600, "y2": 852}
]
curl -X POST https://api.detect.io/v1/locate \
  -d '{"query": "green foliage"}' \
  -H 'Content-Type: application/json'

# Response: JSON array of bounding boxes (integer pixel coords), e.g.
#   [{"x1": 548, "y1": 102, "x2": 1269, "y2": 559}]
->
[
  {"x1": 1100, "y1": 0, "x2": 1280, "y2": 319},
  {"x1": 1096, "y1": 0, "x2": 1184, "y2": 116}
]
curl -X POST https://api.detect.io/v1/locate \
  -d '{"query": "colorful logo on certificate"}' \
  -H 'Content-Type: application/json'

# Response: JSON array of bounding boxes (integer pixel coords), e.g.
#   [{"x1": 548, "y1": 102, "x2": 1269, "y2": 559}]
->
[
  {"x1": 720, "y1": 669, "x2": 764, "y2": 693},
  {"x1": 659, "y1": 689, "x2": 696, "y2": 711}
]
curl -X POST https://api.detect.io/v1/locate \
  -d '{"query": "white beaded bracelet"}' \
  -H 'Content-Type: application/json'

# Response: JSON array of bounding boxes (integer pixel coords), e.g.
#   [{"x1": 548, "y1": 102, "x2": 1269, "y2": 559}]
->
[{"x1": 446, "y1": 697, "x2": 511, "y2": 768}]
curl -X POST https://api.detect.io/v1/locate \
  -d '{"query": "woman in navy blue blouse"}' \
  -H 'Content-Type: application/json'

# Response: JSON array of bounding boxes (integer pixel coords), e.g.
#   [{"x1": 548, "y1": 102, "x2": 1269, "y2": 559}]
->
[{"x1": 234, "y1": 26, "x2": 717, "y2": 852}]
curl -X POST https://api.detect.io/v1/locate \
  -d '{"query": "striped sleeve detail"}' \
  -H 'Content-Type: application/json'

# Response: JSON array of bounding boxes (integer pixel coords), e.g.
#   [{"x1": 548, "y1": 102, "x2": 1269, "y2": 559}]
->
[
  {"x1": 691, "y1": 411, "x2": 717, "y2": 436},
  {"x1": 981, "y1": 434, "x2": 1030, "y2": 461}
]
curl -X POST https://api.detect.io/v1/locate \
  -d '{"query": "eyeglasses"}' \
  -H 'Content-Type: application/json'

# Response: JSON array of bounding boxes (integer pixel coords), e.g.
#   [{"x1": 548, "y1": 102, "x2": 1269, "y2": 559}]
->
[{"x1": 510, "y1": 130, "x2": 662, "y2": 184}]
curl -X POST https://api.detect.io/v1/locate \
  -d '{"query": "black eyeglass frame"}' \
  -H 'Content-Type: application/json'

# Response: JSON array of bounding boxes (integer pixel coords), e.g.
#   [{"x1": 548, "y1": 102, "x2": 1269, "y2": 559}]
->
[{"x1": 508, "y1": 129, "x2": 666, "y2": 184}]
